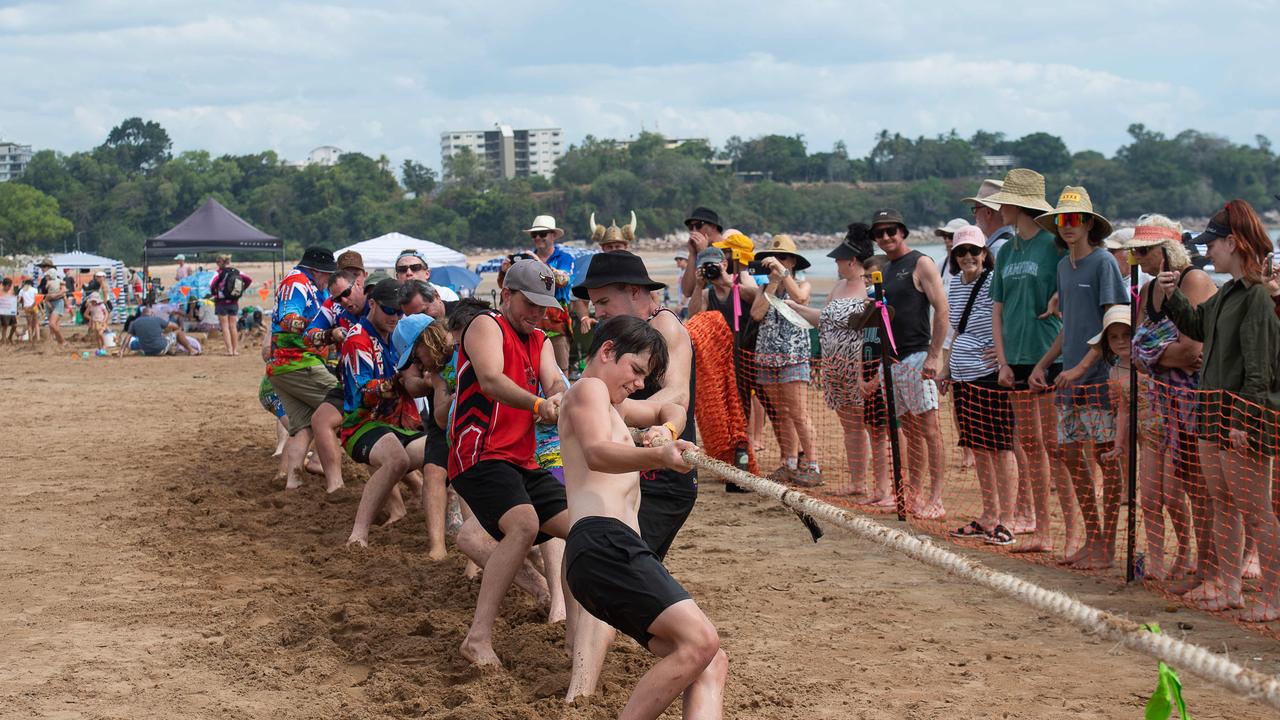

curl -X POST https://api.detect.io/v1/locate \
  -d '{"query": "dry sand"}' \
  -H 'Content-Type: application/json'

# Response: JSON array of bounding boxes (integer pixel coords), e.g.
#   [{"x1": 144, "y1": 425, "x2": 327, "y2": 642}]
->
[{"x1": 3, "y1": 335, "x2": 1280, "y2": 719}]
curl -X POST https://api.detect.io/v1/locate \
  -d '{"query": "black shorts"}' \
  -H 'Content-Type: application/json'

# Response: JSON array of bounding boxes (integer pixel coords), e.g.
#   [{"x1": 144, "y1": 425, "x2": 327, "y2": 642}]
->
[
  {"x1": 0, "y1": 315, "x2": 14, "y2": 327},
  {"x1": 346, "y1": 423, "x2": 424, "y2": 465},
  {"x1": 954, "y1": 374, "x2": 1015, "y2": 451},
  {"x1": 638, "y1": 471, "x2": 698, "y2": 561},
  {"x1": 451, "y1": 460, "x2": 567, "y2": 544},
  {"x1": 424, "y1": 426, "x2": 448, "y2": 470},
  {"x1": 565, "y1": 516, "x2": 692, "y2": 649},
  {"x1": 323, "y1": 386, "x2": 345, "y2": 410},
  {"x1": 214, "y1": 301, "x2": 239, "y2": 317},
  {"x1": 1008, "y1": 363, "x2": 1061, "y2": 391}
]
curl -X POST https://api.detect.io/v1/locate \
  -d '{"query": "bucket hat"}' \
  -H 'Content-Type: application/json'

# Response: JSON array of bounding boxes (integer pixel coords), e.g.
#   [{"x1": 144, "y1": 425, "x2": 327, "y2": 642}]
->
[
  {"x1": 525, "y1": 215, "x2": 565, "y2": 240},
  {"x1": 571, "y1": 251, "x2": 666, "y2": 300},
  {"x1": 869, "y1": 208, "x2": 908, "y2": 236},
  {"x1": 712, "y1": 230, "x2": 755, "y2": 264},
  {"x1": 336, "y1": 250, "x2": 366, "y2": 272},
  {"x1": 1088, "y1": 304, "x2": 1132, "y2": 348},
  {"x1": 754, "y1": 234, "x2": 811, "y2": 271},
  {"x1": 1035, "y1": 186, "x2": 1113, "y2": 242},
  {"x1": 962, "y1": 178, "x2": 1005, "y2": 211},
  {"x1": 298, "y1": 246, "x2": 338, "y2": 273},
  {"x1": 685, "y1": 207, "x2": 724, "y2": 232},
  {"x1": 983, "y1": 169, "x2": 1054, "y2": 213}
]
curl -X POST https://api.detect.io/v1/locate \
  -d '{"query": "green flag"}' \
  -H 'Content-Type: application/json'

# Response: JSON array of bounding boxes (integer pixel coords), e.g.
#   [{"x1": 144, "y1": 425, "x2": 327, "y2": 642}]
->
[{"x1": 1142, "y1": 623, "x2": 1189, "y2": 720}]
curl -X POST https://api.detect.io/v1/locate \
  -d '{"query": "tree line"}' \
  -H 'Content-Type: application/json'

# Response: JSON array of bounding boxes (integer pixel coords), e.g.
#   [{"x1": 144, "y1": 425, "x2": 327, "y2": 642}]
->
[{"x1": 2, "y1": 117, "x2": 1277, "y2": 265}]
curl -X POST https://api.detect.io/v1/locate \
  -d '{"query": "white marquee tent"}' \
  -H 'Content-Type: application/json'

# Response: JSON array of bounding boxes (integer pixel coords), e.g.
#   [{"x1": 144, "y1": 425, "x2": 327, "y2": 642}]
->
[
  {"x1": 335, "y1": 232, "x2": 467, "y2": 270},
  {"x1": 27, "y1": 251, "x2": 130, "y2": 323}
]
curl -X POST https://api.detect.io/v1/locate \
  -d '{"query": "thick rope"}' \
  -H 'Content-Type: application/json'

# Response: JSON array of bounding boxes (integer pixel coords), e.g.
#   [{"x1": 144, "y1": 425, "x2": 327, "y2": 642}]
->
[{"x1": 663, "y1": 439, "x2": 1280, "y2": 711}]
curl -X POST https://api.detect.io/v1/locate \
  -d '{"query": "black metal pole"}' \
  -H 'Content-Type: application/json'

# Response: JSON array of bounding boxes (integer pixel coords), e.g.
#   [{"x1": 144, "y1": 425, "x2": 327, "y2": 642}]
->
[
  {"x1": 1125, "y1": 253, "x2": 1140, "y2": 582},
  {"x1": 872, "y1": 271, "x2": 907, "y2": 522}
]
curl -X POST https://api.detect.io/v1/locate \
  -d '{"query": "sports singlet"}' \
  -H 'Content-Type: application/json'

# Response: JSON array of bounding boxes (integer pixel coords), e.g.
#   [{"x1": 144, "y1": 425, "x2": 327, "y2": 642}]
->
[
  {"x1": 448, "y1": 311, "x2": 545, "y2": 476},
  {"x1": 633, "y1": 307, "x2": 698, "y2": 495},
  {"x1": 883, "y1": 250, "x2": 931, "y2": 358}
]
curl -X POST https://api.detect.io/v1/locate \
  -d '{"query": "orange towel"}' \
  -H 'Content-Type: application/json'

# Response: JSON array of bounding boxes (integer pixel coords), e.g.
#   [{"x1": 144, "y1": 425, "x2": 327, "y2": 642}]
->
[{"x1": 686, "y1": 311, "x2": 758, "y2": 475}]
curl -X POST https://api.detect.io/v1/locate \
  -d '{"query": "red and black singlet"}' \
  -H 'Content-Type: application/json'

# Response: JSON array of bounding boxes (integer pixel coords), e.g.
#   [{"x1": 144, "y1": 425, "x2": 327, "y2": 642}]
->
[{"x1": 448, "y1": 311, "x2": 546, "y2": 477}]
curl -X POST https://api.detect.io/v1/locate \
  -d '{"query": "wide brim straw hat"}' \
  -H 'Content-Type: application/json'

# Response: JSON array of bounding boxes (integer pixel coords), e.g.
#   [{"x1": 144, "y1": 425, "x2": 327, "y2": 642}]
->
[
  {"x1": 754, "y1": 234, "x2": 811, "y2": 271},
  {"x1": 1124, "y1": 223, "x2": 1183, "y2": 249},
  {"x1": 983, "y1": 168, "x2": 1053, "y2": 213},
  {"x1": 524, "y1": 215, "x2": 565, "y2": 240},
  {"x1": 1087, "y1": 304, "x2": 1131, "y2": 347},
  {"x1": 1036, "y1": 186, "x2": 1113, "y2": 242}
]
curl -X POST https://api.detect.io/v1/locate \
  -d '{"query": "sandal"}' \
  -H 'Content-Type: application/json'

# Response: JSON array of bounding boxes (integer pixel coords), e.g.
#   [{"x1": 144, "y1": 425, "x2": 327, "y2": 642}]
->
[
  {"x1": 984, "y1": 524, "x2": 1016, "y2": 546},
  {"x1": 950, "y1": 520, "x2": 988, "y2": 539}
]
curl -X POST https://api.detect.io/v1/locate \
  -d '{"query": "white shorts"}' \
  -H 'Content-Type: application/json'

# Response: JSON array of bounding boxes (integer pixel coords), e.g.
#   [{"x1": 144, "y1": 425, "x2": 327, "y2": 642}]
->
[{"x1": 891, "y1": 351, "x2": 939, "y2": 417}]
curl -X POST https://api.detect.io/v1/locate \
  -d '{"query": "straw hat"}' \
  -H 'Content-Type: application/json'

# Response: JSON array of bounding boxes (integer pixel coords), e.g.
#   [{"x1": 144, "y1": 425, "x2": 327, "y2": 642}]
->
[
  {"x1": 38, "y1": 257, "x2": 55, "y2": 268},
  {"x1": 962, "y1": 178, "x2": 1005, "y2": 211},
  {"x1": 983, "y1": 168, "x2": 1053, "y2": 213},
  {"x1": 1124, "y1": 223, "x2": 1183, "y2": 248},
  {"x1": 1087, "y1": 305, "x2": 1131, "y2": 348},
  {"x1": 755, "y1": 234, "x2": 811, "y2": 271},
  {"x1": 1035, "y1": 186, "x2": 1113, "y2": 242},
  {"x1": 1103, "y1": 228, "x2": 1134, "y2": 251},
  {"x1": 524, "y1": 215, "x2": 565, "y2": 240}
]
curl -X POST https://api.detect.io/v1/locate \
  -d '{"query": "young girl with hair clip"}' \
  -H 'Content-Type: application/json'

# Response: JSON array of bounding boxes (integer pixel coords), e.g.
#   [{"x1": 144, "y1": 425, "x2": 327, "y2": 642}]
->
[{"x1": 1156, "y1": 199, "x2": 1280, "y2": 621}]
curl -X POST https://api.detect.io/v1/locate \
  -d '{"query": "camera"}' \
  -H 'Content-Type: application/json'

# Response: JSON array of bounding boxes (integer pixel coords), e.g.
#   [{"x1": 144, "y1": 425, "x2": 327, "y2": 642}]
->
[
  {"x1": 745, "y1": 261, "x2": 768, "y2": 275},
  {"x1": 699, "y1": 263, "x2": 722, "y2": 280},
  {"x1": 508, "y1": 251, "x2": 536, "y2": 263}
]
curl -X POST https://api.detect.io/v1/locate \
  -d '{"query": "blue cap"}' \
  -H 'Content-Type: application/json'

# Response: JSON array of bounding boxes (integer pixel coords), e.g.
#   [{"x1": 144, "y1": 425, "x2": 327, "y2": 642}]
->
[{"x1": 391, "y1": 313, "x2": 434, "y2": 371}]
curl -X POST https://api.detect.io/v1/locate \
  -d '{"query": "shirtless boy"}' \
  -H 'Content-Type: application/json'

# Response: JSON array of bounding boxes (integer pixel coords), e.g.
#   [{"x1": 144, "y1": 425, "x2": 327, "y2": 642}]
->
[{"x1": 560, "y1": 315, "x2": 727, "y2": 720}]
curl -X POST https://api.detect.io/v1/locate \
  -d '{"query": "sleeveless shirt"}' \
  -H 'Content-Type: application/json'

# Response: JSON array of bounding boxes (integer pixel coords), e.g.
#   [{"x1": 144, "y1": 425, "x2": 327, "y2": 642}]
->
[
  {"x1": 884, "y1": 250, "x2": 932, "y2": 359},
  {"x1": 448, "y1": 311, "x2": 545, "y2": 476},
  {"x1": 633, "y1": 307, "x2": 698, "y2": 496}
]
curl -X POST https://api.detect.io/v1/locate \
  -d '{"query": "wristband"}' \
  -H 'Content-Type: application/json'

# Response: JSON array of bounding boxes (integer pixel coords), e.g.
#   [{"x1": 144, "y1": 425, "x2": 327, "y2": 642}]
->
[
  {"x1": 662, "y1": 422, "x2": 678, "y2": 440},
  {"x1": 533, "y1": 397, "x2": 543, "y2": 416}
]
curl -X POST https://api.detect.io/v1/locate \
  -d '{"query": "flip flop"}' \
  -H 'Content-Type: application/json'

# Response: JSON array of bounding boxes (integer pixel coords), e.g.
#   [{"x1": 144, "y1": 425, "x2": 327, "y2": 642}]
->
[{"x1": 950, "y1": 520, "x2": 988, "y2": 539}]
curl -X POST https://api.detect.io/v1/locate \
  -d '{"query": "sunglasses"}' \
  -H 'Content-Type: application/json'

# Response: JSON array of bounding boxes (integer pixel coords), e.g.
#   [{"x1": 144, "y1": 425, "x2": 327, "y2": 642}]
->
[
  {"x1": 530, "y1": 231, "x2": 552, "y2": 239},
  {"x1": 395, "y1": 263, "x2": 426, "y2": 274},
  {"x1": 872, "y1": 226, "x2": 899, "y2": 240},
  {"x1": 377, "y1": 302, "x2": 403, "y2": 317},
  {"x1": 1054, "y1": 213, "x2": 1088, "y2": 228},
  {"x1": 685, "y1": 221, "x2": 705, "y2": 230},
  {"x1": 332, "y1": 285, "x2": 353, "y2": 302},
  {"x1": 1132, "y1": 245, "x2": 1158, "y2": 257},
  {"x1": 952, "y1": 245, "x2": 983, "y2": 258}
]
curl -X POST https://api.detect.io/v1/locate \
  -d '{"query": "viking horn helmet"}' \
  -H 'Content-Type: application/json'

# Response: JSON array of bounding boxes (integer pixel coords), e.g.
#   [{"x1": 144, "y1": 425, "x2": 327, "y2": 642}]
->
[{"x1": 590, "y1": 210, "x2": 638, "y2": 246}]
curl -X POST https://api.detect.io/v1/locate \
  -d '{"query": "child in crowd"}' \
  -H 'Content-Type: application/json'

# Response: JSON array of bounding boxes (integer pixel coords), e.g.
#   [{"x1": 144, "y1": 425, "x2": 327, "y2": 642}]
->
[{"x1": 86, "y1": 292, "x2": 110, "y2": 351}]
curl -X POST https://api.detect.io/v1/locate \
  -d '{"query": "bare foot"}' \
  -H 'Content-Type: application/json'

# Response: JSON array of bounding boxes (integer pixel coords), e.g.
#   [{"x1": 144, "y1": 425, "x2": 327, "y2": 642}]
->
[
  {"x1": 1190, "y1": 589, "x2": 1244, "y2": 612},
  {"x1": 460, "y1": 635, "x2": 502, "y2": 668},
  {"x1": 1238, "y1": 599, "x2": 1280, "y2": 623},
  {"x1": 382, "y1": 506, "x2": 407, "y2": 527},
  {"x1": 346, "y1": 534, "x2": 368, "y2": 548},
  {"x1": 304, "y1": 453, "x2": 324, "y2": 475},
  {"x1": 831, "y1": 486, "x2": 868, "y2": 498},
  {"x1": 860, "y1": 495, "x2": 897, "y2": 511},
  {"x1": 284, "y1": 472, "x2": 303, "y2": 490},
  {"x1": 325, "y1": 477, "x2": 344, "y2": 494},
  {"x1": 464, "y1": 560, "x2": 481, "y2": 579},
  {"x1": 547, "y1": 599, "x2": 566, "y2": 624},
  {"x1": 1011, "y1": 535, "x2": 1053, "y2": 554},
  {"x1": 1167, "y1": 576, "x2": 1203, "y2": 596},
  {"x1": 914, "y1": 502, "x2": 946, "y2": 521},
  {"x1": 1058, "y1": 545, "x2": 1089, "y2": 566},
  {"x1": 1183, "y1": 581, "x2": 1223, "y2": 601},
  {"x1": 1244, "y1": 552, "x2": 1262, "y2": 580},
  {"x1": 1009, "y1": 519, "x2": 1037, "y2": 535},
  {"x1": 426, "y1": 544, "x2": 448, "y2": 562},
  {"x1": 1070, "y1": 554, "x2": 1114, "y2": 571},
  {"x1": 961, "y1": 448, "x2": 975, "y2": 468}
]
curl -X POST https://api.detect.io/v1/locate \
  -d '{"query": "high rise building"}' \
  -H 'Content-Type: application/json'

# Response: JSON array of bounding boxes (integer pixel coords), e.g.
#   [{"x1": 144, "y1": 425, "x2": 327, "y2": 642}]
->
[
  {"x1": 440, "y1": 124, "x2": 563, "y2": 180},
  {"x1": 0, "y1": 141, "x2": 32, "y2": 182}
]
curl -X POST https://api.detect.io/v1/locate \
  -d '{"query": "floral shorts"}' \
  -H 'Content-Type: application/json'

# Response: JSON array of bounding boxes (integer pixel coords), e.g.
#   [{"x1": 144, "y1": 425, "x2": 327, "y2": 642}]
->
[{"x1": 1057, "y1": 404, "x2": 1116, "y2": 445}]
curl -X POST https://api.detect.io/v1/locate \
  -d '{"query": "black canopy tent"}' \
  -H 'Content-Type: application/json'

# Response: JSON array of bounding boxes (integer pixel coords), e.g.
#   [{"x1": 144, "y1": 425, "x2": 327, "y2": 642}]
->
[{"x1": 145, "y1": 198, "x2": 285, "y2": 289}]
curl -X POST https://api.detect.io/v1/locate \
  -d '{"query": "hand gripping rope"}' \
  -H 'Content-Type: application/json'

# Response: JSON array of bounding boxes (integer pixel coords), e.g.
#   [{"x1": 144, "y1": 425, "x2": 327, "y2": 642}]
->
[{"x1": 646, "y1": 433, "x2": 1280, "y2": 712}]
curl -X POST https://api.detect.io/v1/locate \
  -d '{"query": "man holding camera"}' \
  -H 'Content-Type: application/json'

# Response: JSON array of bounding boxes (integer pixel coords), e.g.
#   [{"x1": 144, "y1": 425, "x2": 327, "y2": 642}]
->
[
  {"x1": 688, "y1": 239, "x2": 763, "y2": 438},
  {"x1": 679, "y1": 207, "x2": 726, "y2": 299}
]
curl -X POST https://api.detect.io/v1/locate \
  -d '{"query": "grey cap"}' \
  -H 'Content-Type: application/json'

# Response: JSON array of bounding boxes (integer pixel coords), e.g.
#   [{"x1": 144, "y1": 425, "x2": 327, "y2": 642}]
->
[
  {"x1": 503, "y1": 258, "x2": 560, "y2": 308},
  {"x1": 696, "y1": 247, "x2": 724, "y2": 265}
]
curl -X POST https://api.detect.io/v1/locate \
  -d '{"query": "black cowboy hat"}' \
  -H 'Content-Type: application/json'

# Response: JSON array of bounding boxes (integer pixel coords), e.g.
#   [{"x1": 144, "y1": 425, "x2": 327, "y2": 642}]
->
[
  {"x1": 684, "y1": 206, "x2": 724, "y2": 232},
  {"x1": 298, "y1": 246, "x2": 338, "y2": 273},
  {"x1": 572, "y1": 251, "x2": 667, "y2": 300}
]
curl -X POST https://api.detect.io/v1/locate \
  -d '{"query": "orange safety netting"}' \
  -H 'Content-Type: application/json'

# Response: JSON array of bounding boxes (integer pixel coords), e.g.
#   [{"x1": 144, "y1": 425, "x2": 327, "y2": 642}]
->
[
  {"x1": 713, "y1": 339, "x2": 1280, "y2": 637},
  {"x1": 686, "y1": 310, "x2": 759, "y2": 475}
]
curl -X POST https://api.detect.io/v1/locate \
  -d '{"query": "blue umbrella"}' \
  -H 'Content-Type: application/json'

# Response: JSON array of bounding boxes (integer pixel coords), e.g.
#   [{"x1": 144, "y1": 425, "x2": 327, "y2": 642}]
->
[
  {"x1": 430, "y1": 265, "x2": 481, "y2": 293},
  {"x1": 570, "y1": 253, "x2": 595, "y2": 287},
  {"x1": 167, "y1": 270, "x2": 216, "y2": 304}
]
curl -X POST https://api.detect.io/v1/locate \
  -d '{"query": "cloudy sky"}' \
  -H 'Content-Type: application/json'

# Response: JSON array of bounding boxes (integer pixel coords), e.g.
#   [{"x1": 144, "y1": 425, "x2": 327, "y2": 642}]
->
[{"x1": 3, "y1": 1, "x2": 1277, "y2": 173}]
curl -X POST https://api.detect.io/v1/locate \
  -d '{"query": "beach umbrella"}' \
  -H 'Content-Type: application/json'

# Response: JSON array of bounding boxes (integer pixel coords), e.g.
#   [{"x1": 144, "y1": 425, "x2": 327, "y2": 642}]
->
[
  {"x1": 429, "y1": 265, "x2": 481, "y2": 292},
  {"x1": 571, "y1": 253, "x2": 594, "y2": 287},
  {"x1": 167, "y1": 270, "x2": 215, "y2": 304}
]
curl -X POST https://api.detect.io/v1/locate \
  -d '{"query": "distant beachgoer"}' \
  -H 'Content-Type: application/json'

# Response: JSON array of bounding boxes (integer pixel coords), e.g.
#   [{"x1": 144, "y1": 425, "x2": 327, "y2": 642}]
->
[
  {"x1": 398, "y1": 279, "x2": 444, "y2": 320},
  {"x1": 211, "y1": 254, "x2": 251, "y2": 356},
  {"x1": 116, "y1": 307, "x2": 199, "y2": 357},
  {"x1": 964, "y1": 178, "x2": 1015, "y2": 256},
  {"x1": 37, "y1": 259, "x2": 66, "y2": 346},
  {"x1": 872, "y1": 208, "x2": 949, "y2": 519},
  {"x1": 18, "y1": 279, "x2": 39, "y2": 343},
  {"x1": 0, "y1": 278, "x2": 16, "y2": 344},
  {"x1": 750, "y1": 234, "x2": 820, "y2": 486},
  {"x1": 393, "y1": 248, "x2": 460, "y2": 302},
  {"x1": 174, "y1": 254, "x2": 191, "y2": 282},
  {"x1": 1033, "y1": 186, "x2": 1128, "y2": 570},
  {"x1": 1158, "y1": 200, "x2": 1280, "y2": 621},
  {"x1": 86, "y1": 292, "x2": 109, "y2": 351},
  {"x1": 986, "y1": 168, "x2": 1073, "y2": 555},
  {"x1": 679, "y1": 206, "x2": 726, "y2": 301}
]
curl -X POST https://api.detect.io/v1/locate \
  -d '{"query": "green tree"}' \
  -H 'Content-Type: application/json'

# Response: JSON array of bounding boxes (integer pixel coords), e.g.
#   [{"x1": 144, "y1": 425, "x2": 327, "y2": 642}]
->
[
  {"x1": 97, "y1": 117, "x2": 173, "y2": 174},
  {"x1": 0, "y1": 183, "x2": 74, "y2": 254},
  {"x1": 401, "y1": 159, "x2": 438, "y2": 196},
  {"x1": 1007, "y1": 132, "x2": 1071, "y2": 174},
  {"x1": 443, "y1": 147, "x2": 489, "y2": 189}
]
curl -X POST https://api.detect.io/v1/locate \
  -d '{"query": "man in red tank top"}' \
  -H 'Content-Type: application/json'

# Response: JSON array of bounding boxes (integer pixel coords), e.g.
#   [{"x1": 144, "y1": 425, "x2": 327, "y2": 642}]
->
[{"x1": 448, "y1": 259, "x2": 571, "y2": 668}]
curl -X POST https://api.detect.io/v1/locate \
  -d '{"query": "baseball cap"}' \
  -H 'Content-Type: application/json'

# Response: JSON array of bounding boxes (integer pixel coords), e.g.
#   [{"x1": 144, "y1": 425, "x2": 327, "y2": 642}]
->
[
  {"x1": 366, "y1": 279, "x2": 402, "y2": 307},
  {"x1": 396, "y1": 249, "x2": 429, "y2": 268},
  {"x1": 1193, "y1": 210, "x2": 1231, "y2": 245},
  {"x1": 392, "y1": 313, "x2": 435, "y2": 371},
  {"x1": 696, "y1": 247, "x2": 725, "y2": 265},
  {"x1": 503, "y1": 259, "x2": 560, "y2": 308}
]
